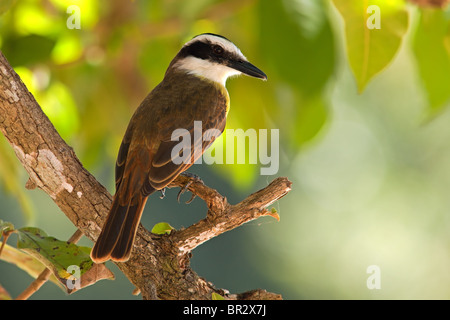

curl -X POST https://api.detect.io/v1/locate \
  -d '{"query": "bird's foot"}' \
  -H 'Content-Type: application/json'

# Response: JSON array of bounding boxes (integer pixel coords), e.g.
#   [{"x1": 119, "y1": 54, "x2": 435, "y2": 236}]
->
[
  {"x1": 159, "y1": 188, "x2": 166, "y2": 199},
  {"x1": 177, "y1": 172, "x2": 204, "y2": 204}
]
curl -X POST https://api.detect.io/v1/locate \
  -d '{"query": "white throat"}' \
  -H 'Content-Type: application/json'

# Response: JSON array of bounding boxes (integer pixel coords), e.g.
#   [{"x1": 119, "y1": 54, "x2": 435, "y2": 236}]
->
[{"x1": 174, "y1": 57, "x2": 241, "y2": 86}]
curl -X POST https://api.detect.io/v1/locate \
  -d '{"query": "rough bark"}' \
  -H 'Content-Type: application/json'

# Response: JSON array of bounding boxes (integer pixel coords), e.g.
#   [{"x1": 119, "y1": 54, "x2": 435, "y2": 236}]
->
[{"x1": 0, "y1": 51, "x2": 291, "y2": 300}]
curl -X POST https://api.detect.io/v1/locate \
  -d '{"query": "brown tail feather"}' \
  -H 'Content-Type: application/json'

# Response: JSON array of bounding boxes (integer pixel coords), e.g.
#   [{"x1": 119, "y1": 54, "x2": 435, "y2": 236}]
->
[
  {"x1": 111, "y1": 197, "x2": 147, "y2": 261},
  {"x1": 91, "y1": 195, "x2": 147, "y2": 263}
]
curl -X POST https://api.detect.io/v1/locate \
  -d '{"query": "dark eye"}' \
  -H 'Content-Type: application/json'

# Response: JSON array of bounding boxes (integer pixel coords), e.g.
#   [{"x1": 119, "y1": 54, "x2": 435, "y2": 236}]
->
[{"x1": 212, "y1": 45, "x2": 224, "y2": 56}]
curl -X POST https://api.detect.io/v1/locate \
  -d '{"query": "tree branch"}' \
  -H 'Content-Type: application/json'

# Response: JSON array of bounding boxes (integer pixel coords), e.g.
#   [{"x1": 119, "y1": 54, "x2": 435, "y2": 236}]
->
[
  {"x1": 0, "y1": 51, "x2": 290, "y2": 300},
  {"x1": 169, "y1": 175, "x2": 288, "y2": 255}
]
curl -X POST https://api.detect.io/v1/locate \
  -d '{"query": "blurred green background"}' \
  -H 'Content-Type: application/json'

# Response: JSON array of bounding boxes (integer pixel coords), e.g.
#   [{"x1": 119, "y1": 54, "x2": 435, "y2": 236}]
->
[{"x1": 2, "y1": 0, "x2": 450, "y2": 299}]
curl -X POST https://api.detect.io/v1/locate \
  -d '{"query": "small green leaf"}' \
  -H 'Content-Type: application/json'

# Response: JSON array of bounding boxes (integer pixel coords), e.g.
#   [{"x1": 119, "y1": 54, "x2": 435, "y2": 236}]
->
[
  {"x1": 151, "y1": 222, "x2": 174, "y2": 235},
  {"x1": 0, "y1": 220, "x2": 14, "y2": 234},
  {"x1": 212, "y1": 292, "x2": 225, "y2": 300}
]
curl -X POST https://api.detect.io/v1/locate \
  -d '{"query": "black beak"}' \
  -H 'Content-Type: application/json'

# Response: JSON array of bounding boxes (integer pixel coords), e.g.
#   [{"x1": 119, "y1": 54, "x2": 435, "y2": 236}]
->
[{"x1": 228, "y1": 60, "x2": 267, "y2": 80}]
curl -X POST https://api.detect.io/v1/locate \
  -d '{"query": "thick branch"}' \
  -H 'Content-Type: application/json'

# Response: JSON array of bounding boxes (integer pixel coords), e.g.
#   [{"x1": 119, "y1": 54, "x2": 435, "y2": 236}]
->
[{"x1": 0, "y1": 51, "x2": 290, "y2": 300}]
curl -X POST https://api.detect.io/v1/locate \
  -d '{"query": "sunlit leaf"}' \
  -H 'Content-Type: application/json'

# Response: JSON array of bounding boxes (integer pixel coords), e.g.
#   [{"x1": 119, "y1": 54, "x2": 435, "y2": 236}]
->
[
  {"x1": 258, "y1": 0, "x2": 335, "y2": 150},
  {"x1": 413, "y1": 8, "x2": 450, "y2": 114},
  {"x1": 332, "y1": 0, "x2": 409, "y2": 92},
  {"x1": 0, "y1": 219, "x2": 14, "y2": 234},
  {"x1": 212, "y1": 292, "x2": 225, "y2": 300},
  {"x1": 259, "y1": 0, "x2": 335, "y2": 96},
  {"x1": 151, "y1": 222, "x2": 174, "y2": 235},
  {"x1": 51, "y1": 34, "x2": 83, "y2": 65},
  {"x1": 14, "y1": 2, "x2": 61, "y2": 36},
  {"x1": 38, "y1": 81, "x2": 80, "y2": 140},
  {"x1": 291, "y1": 92, "x2": 328, "y2": 149}
]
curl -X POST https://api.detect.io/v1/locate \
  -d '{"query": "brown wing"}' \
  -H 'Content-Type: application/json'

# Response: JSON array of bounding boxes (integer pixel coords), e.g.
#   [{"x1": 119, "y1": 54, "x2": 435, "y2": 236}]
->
[
  {"x1": 146, "y1": 115, "x2": 226, "y2": 190},
  {"x1": 115, "y1": 72, "x2": 229, "y2": 197}
]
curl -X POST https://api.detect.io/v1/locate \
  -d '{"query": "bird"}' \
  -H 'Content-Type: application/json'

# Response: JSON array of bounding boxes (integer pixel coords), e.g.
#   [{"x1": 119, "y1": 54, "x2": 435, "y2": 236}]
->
[{"x1": 90, "y1": 33, "x2": 267, "y2": 263}]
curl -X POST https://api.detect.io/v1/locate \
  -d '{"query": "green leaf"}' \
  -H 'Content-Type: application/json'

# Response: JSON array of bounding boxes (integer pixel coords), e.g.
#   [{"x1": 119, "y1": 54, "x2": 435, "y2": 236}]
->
[
  {"x1": 1, "y1": 34, "x2": 56, "y2": 66},
  {"x1": 38, "y1": 81, "x2": 80, "y2": 140},
  {"x1": 291, "y1": 93, "x2": 328, "y2": 148},
  {"x1": 0, "y1": 220, "x2": 14, "y2": 234},
  {"x1": 51, "y1": 34, "x2": 83, "y2": 65},
  {"x1": 212, "y1": 292, "x2": 225, "y2": 300},
  {"x1": 151, "y1": 222, "x2": 174, "y2": 235},
  {"x1": 17, "y1": 227, "x2": 92, "y2": 278},
  {"x1": 16, "y1": 227, "x2": 114, "y2": 293},
  {"x1": 413, "y1": 8, "x2": 450, "y2": 114},
  {"x1": 260, "y1": 0, "x2": 335, "y2": 96},
  {"x1": 0, "y1": 241, "x2": 65, "y2": 291},
  {"x1": 332, "y1": 0, "x2": 409, "y2": 92},
  {"x1": 259, "y1": 0, "x2": 335, "y2": 149}
]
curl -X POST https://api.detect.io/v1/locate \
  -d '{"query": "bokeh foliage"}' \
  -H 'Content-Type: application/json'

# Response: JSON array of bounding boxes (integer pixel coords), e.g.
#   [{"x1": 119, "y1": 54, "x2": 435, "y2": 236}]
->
[{"x1": 2, "y1": 0, "x2": 450, "y2": 299}]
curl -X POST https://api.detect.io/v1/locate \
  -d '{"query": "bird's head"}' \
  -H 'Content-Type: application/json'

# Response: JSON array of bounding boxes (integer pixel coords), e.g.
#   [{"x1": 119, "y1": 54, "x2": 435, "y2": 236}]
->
[{"x1": 169, "y1": 33, "x2": 267, "y2": 86}]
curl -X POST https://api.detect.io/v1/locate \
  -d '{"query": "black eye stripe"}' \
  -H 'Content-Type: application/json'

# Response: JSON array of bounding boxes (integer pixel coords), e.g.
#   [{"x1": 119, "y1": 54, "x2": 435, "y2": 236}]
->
[
  {"x1": 179, "y1": 41, "x2": 210, "y2": 60},
  {"x1": 179, "y1": 40, "x2": 232, "y2": 63}
]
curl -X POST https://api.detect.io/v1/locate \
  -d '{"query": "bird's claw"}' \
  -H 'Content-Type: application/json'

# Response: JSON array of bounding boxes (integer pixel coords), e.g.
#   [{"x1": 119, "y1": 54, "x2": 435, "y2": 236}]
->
[
  {"x1": 177, "y1": 184, "x2": 196, "y2": 204},
  {"x1": 177, "y1": 172, "x2": 203, "y2": 204},
  {"x1": 159, "y1": 188, "x2": 166, "y2": 199}
]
